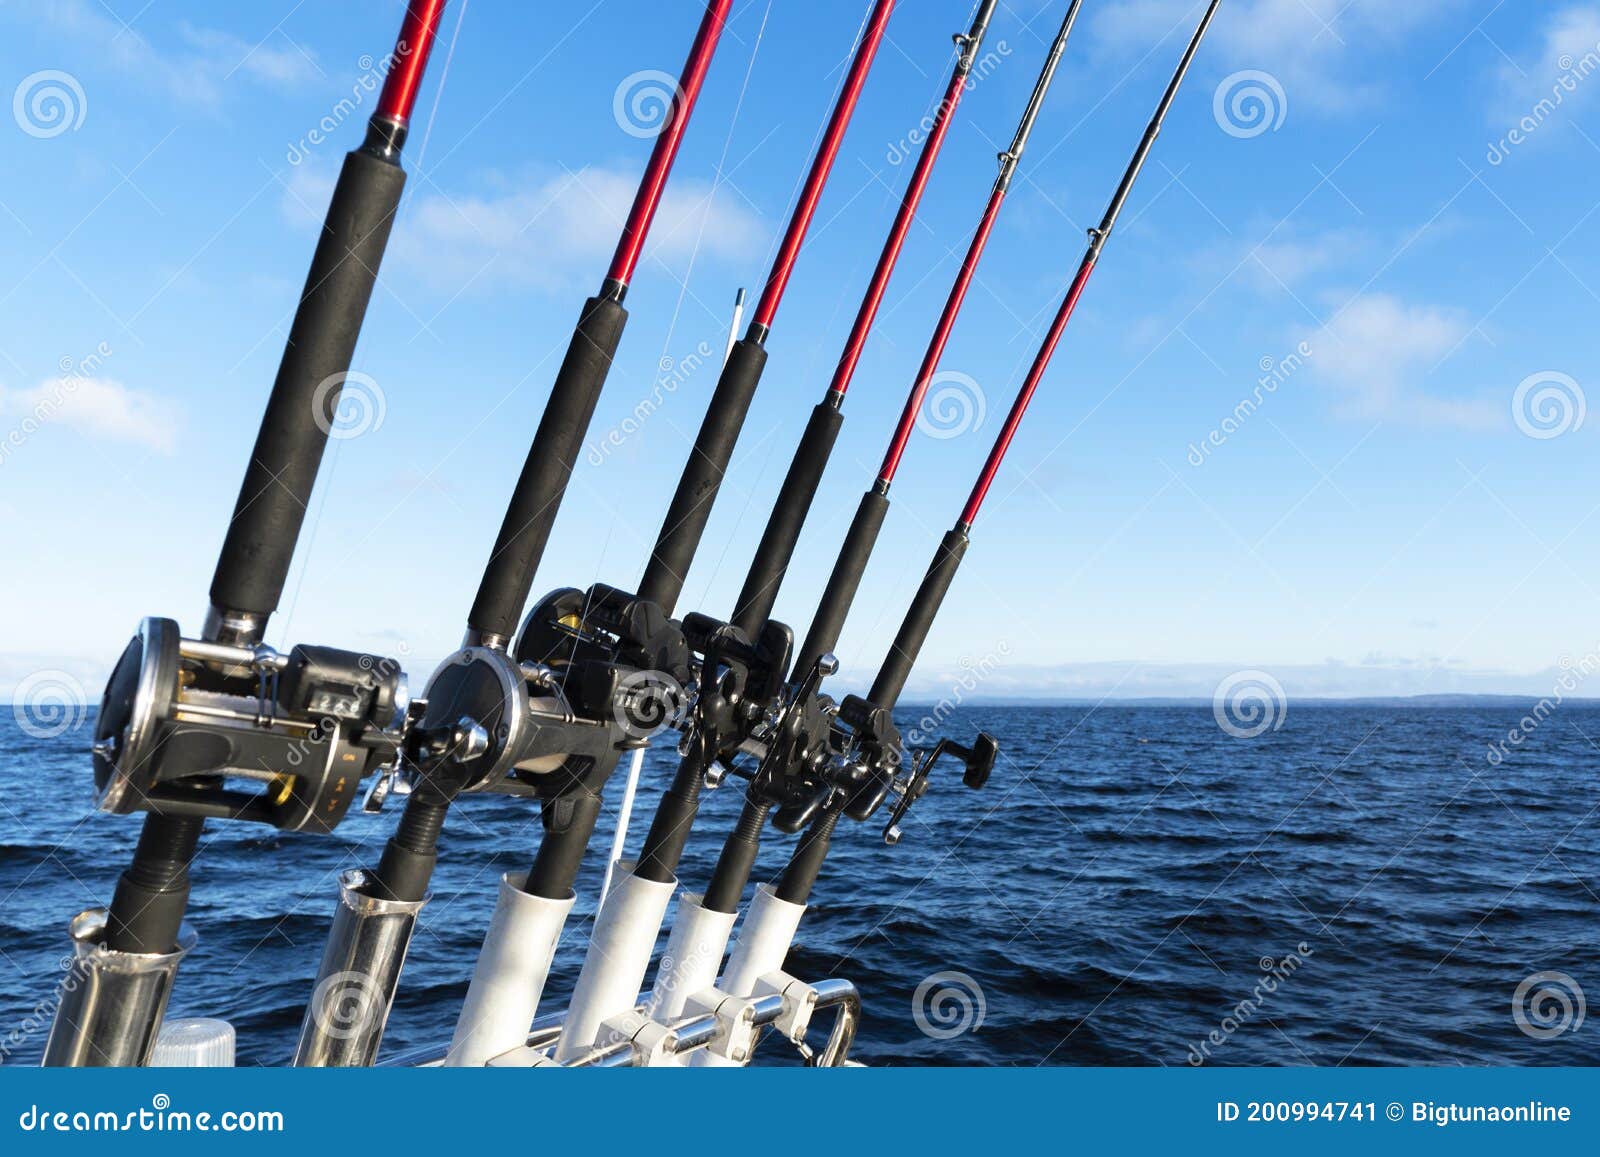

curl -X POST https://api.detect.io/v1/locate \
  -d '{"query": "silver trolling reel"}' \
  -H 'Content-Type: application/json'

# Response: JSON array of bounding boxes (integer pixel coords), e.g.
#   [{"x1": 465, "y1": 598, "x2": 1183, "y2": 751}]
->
[
  {"x1": 92, "y1": 617, "x2": 409, "y2": 833},
  {"x1": 372, "y1": 582, "x2": 694, "y2": 810}
]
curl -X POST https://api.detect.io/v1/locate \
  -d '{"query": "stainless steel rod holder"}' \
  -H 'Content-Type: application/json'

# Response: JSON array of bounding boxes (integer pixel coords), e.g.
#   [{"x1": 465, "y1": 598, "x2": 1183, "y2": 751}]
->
[
  {"x1": 42, "y1": 908, "x2": 195, "y2": 1067},
  {"x1": 292, "y1": 869, "x2": 428, "y2": 1067}
]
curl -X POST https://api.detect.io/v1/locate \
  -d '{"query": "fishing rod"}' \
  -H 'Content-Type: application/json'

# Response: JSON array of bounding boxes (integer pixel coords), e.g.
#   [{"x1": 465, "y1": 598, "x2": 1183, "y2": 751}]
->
[
  {"x1": 41, "y1": 1, "x2": 451, "y2": 1068},
  {"x1": 719, "y1": 0, "x2": 1226, "y2": 1012},
  {"x1": 477, "y1": 0, "x2": 903, "y2": 1065},
  {"x1": 295, "y1": 0, "x2": 737, "y2": 1068},
  {"x1": 537, "y1": 0, "x2": 1004, "y2": 1063},
  {"x1": 646, "y1": 0, "x2": 1086, "y2": 1030},
  {"x1": 625, "y1": 0, "x2": 1000, "y2": 925}
]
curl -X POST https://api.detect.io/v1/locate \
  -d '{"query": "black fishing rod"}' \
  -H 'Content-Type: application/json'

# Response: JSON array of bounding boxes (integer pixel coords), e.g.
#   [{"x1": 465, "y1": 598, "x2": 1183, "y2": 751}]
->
[
  {"x1": 44, "y1": 1, "x2": 451, "y2": 1068},
  {"x1": 367, "y1": 0, "x2": 735, "y2": 907},
  {"x1": 537, "y1": 0, "x2": 904, "y2": 1061},
  {"x1": 636, "y1": 0, "x2": 898, "y2": 617},
  {"x1": 630, "y1": 0, "x2": 1002, "y2": 895},
  {"x1": 293, "y1": 0, "x2": 737, "y2": 1068},
  {"x1": 771, "y1": 0, "x2": 1226, "y2": 913},
  {"x1": 702, "y1": 0, "x2": 1086, "y2": 917}
]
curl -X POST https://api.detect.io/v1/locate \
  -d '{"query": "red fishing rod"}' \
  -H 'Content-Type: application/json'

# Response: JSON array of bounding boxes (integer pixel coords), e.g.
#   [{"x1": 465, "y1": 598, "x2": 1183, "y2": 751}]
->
[
  {"x1": 630, "y1": 0, "x2": 1000, "y2": 893},
  {"x1": 291, "y1": 2, "x2": 737, "y2": 1069},
  {"x1": 637, "y1": 0, "x2": 898, "y2": 616},
  {"x1": 795, "y1": 0, "x2": 1084, "y2": 678},
  {"x1": 771, "y1": 0, "x2": 1226, "y2": 915},
  {"x1": 534, "y1": 1, "x2": 902, "y2": 1060},
  {"x1": 47, "y1": 1, "x2": 451, "y2": 1068},
  {"x1": 699, "y1": 0, "x2": 1084, "y2": 919},
  {"x1": 727, "y1": 0, "x2": 1001, "y2": 643},
  {"x1": 466, "y1": 0, "x2": 735, "y2": 649}
]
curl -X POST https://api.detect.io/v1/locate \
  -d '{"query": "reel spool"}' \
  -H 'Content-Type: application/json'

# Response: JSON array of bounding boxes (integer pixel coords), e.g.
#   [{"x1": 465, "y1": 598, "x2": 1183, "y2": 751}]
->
[{"x1": 92, "y1": 617, "x2": 406, "y2": 833}]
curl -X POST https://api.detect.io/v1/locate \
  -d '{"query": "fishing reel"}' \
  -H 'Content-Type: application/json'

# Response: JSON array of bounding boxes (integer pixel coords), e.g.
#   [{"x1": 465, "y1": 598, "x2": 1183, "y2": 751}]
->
[
  {"x1": 743, "y1": 651, "x2": 841, "y2": 817},
  {"x1": 517, "y1": 584, "x2": 691, "y2": 733},
  {"x1": 776, "y1": 693, "x2": 997, "y2": 844},
  {"x1": 92, "y1": 617, "x2": 407, "y2": 834},
  {"x1": 879, "y1": 731, "x2": 997, "y2": 845},
  {"x1": 677, "y1": 611, "x2": 795, "y2": 787},
  {"x1": 380, "y1": 585, "x2": 695, "y2": 806}
]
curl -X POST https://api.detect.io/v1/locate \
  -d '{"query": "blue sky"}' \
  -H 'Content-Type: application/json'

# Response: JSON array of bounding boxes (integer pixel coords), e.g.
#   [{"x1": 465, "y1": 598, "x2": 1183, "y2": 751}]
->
[{"x1": 2, "y1": 0, "x2": 1598, "y2": 702}]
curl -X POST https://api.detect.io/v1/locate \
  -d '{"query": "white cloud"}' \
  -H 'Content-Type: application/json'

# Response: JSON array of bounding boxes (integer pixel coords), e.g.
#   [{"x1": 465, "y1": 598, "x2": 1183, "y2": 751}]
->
[
  {"x1": 1492, "y1": 5, "x2": 1600, "y2": 126},
  {"x1": 340, "y1": 165, "x2": 769, "y2": 296},
  {"x1": 1241, "y1": 225, "x2": 1373, "y2": 290},
  {"x1": 1092, "y1": 0, "x2": 1457, "y2": 111},
  {"x1": 0, "y1": 376, "x2": 179, "y2": 452},
  {"x1": 176, "y1": 23, "x2": 322, "y2": 89},
  {"x1": 32, "y1": 0, "x2": 319, "y2": 104},
  {"x1": 1298, "y1": 293, "x2": 1498, "y2": 429}
]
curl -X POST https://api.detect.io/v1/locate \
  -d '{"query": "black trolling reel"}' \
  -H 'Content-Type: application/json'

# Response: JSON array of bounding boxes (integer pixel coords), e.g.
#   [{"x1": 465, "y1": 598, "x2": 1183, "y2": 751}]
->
[
  {"x1": 372, "y1": 583, "x2": 695, "y2": 809},
  {"x1": 673, "y1": 610, "x2": 795, "y2": 788},
  {"x1": 736, "y1": 649, "x2": 842, "y2": 813},
  {"x1": 91, "y1": 617, "x2": 409, "y2": 834},
  {"x1": 774, "y1": 691, "x2": 998, "y2": 844}
]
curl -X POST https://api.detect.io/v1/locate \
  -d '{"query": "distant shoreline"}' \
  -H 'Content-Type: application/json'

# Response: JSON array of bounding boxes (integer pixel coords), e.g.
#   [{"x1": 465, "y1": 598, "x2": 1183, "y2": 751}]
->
[{"x1": 893, "y1": 694, "x2": 1600, "y2": 708}]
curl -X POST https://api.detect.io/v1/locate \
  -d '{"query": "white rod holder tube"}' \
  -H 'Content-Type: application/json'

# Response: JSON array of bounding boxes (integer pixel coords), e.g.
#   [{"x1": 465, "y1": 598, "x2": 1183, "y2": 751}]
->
[
  {"x1": 446, "y1": 872, "x2": 574, "y2": 1067},
  {"x1": 719, "y1": 883, "x2": 806, "y2": 997},
  {"x1": 644, "y1": 892, "x2": 737, "y2": 1023},
  {"x1": 553, "y1": 862, "x2": 675, "y2": 1062}
]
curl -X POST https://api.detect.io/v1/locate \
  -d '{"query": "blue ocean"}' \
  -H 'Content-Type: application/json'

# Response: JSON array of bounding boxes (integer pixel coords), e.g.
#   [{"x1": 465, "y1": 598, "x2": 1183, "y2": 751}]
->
[{"x1": 2, "y1": 703, "x2": 1596, "y2": 1066}]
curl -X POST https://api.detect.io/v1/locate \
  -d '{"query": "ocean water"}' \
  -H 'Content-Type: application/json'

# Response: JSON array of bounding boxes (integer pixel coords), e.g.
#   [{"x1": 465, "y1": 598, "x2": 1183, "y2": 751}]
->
[{"x1": 1, "y1": 703, "x2": 1596, "y2": 1067}]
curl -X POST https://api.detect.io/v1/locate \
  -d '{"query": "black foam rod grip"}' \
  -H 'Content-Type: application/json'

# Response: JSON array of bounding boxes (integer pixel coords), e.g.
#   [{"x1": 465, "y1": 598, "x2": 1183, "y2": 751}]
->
[
  {"x1": 209, "y1": 146, "x2": 406, "y2": 619},
  {"x1": 796, "y1": 487, "x2": 890, "y2": 674},
  {"x1": 523, "y1": 788, "x2": 603, "y2": 900},
  {"x1": 468, "y1": 296, "x2": 628, "y2": 641},
  {"x1": 638, "y1": 337, "x2": 769, "y2": 615},
  {"x1": 775, "y1": 807, "x2": 838, "y2": 906},
  {"x1": 869, "y1": 527, "x2": 970, "y2": 711},
  {"x1": 731, "y1": 401, "x2": 844, "y2": 639}
]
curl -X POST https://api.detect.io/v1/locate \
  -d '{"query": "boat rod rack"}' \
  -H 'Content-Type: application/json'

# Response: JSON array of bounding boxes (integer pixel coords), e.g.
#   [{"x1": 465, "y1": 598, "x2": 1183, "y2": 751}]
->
[{"x1": 380, "y1": 977, "x2": 860, "y2": 1068}]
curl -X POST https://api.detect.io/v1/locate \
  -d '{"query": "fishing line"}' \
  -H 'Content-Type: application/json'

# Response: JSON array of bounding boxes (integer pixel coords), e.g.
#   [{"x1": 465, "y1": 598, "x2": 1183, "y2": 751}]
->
[
  {"x1": 597, "y1": 2, "x2": 771, "y2": 900},
  {"x1": 409, "y1": 0, "x2": 470, "y2": 190},
  {"x1": 642, "y1": 0, "x2": 770, "y2": 421},
  {"x1": 279, "y1": 1, "x2": 470, "y2": 647}
]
